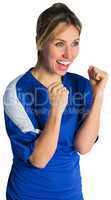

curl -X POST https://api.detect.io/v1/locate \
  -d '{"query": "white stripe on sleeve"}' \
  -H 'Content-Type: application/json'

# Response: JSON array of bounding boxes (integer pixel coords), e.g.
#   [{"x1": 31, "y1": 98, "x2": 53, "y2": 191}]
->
[{"x1": 3, "y1": 75, "x2": 41, "y2": 135}]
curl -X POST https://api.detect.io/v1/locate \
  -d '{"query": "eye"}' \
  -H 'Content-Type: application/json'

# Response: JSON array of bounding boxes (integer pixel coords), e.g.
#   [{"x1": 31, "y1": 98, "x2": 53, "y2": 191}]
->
[
  {"x1": 72, "y1": 41, "x2": 79, "y2": 47},
  {"x1": 55, "y1": 42, "x2": 64, "y2": 47}
]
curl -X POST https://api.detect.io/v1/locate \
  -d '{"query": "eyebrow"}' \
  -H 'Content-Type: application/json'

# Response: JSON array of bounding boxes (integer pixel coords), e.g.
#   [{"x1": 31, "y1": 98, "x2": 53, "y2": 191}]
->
[{"x1": 54, "y1": 38, "x2": 80, "y2": 42}]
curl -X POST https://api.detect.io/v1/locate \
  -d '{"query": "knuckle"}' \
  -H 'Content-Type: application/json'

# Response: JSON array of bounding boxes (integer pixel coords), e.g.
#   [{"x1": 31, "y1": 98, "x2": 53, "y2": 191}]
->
[
  {"x1": 104, "y1": 72, "x2": 108, "y2": 76},
  {"x1": 102, "y1": 71, "x2": 108, "y2": 79},
  {"x1": 64, "y1": 88, "x2": 69, "y2": 93}
]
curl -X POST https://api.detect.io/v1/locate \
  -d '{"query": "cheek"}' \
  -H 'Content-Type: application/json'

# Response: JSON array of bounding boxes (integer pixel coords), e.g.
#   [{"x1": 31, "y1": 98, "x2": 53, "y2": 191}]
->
[
  {"x1": 48, "y1": 48, "x2": 59, "y2": 61},
  {"x1": 42, "y1": 48, "x2": 57, "y2": 64},
  {"x1": 73, "y1": 47, "x2": 79, "y2": 58}
]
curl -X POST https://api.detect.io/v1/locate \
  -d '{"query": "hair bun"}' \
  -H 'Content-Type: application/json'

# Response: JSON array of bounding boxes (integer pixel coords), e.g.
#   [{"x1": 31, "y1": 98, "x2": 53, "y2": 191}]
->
[{"x1": 52, "y1": 3, "x2": 68, "y2": 9}]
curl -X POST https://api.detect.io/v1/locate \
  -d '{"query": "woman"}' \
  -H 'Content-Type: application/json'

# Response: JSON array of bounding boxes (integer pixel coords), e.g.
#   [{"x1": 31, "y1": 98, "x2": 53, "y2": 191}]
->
[{"x1": 3, "y1": 3, "x2": 108, "y2": 200}]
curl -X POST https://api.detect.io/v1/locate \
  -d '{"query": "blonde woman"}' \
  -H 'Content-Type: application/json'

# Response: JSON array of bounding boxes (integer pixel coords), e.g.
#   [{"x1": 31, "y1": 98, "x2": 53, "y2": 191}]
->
[{"x1": 3, "y1": 3, "x2": 108, "y2": 200}]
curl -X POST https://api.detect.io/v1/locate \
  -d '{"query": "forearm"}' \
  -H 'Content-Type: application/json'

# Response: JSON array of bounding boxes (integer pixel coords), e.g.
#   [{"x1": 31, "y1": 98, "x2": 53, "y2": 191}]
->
[
  {"x1": 74, "y1": 94, "x2": 103, "y2": 154},
  {"x1": 29, "y1": 109, "x2": 62, "y2": 168}
]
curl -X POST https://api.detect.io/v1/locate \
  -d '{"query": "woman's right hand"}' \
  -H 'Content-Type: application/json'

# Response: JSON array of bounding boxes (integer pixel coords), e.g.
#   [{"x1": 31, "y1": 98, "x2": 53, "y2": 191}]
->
[{"x1": 48, "y1": 79, "x2": 69, "y2": 115}]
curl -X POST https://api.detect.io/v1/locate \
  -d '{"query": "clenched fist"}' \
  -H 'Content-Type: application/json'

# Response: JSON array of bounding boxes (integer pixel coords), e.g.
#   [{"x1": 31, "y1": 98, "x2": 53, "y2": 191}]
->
[
  {"x1": 88, "y1": 65, "x2": 108, "y2": 98},
  {"x1": 48, "y1": 79, "x2": 69, "y2": 114}
]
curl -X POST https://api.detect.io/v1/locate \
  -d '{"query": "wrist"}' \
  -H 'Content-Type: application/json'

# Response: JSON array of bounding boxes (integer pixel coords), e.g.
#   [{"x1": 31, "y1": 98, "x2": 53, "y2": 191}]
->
[
  {"x1": 93, "y1": 92, "x2": 104, "y2": 105},
  {"x1": 50, "y1": 108, "x2": 63, "y2": 118}
]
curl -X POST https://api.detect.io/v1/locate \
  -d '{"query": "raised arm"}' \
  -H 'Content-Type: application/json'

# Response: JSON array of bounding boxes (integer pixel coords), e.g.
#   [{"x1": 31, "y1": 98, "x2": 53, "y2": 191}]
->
[
  {"x1": 29, "y1": 80, "x2": 69, "y2": 168},
  {"x1": 74, "y1": 66, "x2": 108, "y2": 154},
  {"x1": 3, "y1": 76, "x2": 69, "y2": 169}
]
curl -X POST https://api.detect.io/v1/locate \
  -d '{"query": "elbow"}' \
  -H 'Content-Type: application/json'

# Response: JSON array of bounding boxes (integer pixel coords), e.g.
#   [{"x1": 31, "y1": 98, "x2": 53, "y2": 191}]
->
[
  {"x1": 36, "y1": 164, "x2": 47, "y2": 169},
  {"x1": 75, "y1": 146, "x2": 92, "y2": 155},
  {"x1": 74, "y1": 141, "x2": 94, "y2": 155},
  {"x1": 32, "y1": 161, "x2": 47, "y2": 169},
  {"x1": 79, "y1": 149, "x2": 90, "y2": 155},
  {"x1": 29, "y1": 156, "x2": 47, "y2": 169}
]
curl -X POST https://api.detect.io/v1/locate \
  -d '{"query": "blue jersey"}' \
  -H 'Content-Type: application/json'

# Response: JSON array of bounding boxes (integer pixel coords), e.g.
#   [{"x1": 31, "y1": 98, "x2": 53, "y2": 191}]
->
[{"x1": 3, "y1": 67, "x2": 96, "y2": 200}]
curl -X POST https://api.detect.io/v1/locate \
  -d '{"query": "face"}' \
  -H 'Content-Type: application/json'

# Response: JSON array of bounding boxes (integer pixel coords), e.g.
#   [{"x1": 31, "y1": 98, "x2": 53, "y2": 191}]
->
[{"x1": 41, "y1": 23, "x2": 80, "y2": 76}]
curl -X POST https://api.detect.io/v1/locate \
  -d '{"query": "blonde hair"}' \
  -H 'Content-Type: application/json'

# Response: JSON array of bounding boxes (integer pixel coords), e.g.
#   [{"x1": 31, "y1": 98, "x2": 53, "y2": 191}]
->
[{"x1": 36, "y1": 3, "x2": 82, "y2": 65}]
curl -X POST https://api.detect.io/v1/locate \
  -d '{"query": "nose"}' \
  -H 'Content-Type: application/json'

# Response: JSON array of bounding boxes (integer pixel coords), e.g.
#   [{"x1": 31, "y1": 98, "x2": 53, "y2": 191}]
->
[{"x1": 62, "y1": 46, "x2": 73, "y2": 60}]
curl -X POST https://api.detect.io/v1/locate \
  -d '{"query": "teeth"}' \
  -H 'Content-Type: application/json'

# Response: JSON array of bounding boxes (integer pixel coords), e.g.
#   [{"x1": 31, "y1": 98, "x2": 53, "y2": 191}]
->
[{"x1": 57, "y1": 60, "x2": 71, "y2": 65}]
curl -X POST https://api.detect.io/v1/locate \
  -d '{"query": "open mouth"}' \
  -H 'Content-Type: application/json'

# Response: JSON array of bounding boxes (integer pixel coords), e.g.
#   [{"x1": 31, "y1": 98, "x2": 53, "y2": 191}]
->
[
  {"x1": 56, "y1": 60, "x2": 71, "y2": 70},
  {"x1": 56, "y1": 60, "x2": 71, "y2": 65}
]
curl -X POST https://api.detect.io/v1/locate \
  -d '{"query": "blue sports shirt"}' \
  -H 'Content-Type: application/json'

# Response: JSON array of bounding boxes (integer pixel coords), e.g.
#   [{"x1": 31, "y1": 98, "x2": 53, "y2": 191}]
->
[{"x1": 3, "y1": 67, "x2": 98, "y2": 200}]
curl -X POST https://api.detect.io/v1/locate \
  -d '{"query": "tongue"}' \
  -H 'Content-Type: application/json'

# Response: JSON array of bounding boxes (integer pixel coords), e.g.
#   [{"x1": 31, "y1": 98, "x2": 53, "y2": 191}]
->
[
  {"x1": 57, "y1": 62, "x2": 68, "y2": 70},
  {"x1": 57, "y1": 61, "x2": 66, "y2": 66}
]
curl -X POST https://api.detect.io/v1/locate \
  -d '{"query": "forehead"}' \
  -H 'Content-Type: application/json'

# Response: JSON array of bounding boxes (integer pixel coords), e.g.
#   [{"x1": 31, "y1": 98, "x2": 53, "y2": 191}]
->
[{"x1": 50, "y1": 22, "x2": 80, "y2": 41}]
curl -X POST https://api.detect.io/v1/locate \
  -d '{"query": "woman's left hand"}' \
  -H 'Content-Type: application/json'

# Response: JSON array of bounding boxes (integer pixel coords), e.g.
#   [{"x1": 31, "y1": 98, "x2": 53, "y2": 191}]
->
[{"x1": 88, "y1": 65, "x2": 108, "y2": 98}]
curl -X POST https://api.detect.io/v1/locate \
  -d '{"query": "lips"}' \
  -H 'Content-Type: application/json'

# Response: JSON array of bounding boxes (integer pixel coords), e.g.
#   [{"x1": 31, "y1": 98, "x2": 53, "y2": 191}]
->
[
  {"x1": 56, "y1": 60, "x2": 71, "y2": 65},
  {"x1": 56, "y1": 60, "x2": 70, "y2": 70}
]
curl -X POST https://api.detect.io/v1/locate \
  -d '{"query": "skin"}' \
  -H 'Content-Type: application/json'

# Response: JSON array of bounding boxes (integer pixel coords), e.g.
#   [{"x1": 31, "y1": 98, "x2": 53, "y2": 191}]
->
[
  {"x1": 33, "y1": 23, "x2": 108, "y2": 94},
  {"x1": 32, "y1": 22, "x2": 108, "y2": 120},
  {"x1": 30, "y1": 22, "x2": 108, "y2": 168},
  {"x1": 32, "y1": 23, "x2": 80, "y2": 87},
  {"x1": 74, "y1": 66, "x2": 108, "y2": 154}
]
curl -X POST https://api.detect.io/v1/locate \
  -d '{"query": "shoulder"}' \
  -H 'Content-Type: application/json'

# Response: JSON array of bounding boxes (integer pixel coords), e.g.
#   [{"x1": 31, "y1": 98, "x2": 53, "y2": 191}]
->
[
  {"x1": 66, "y1": 72, "x2": 92, "y2": 93},
  {"x1": 3, "y1": 66, "x2": 34, "y2": 95},
  {"x1": 67, "y1": 71, "x2": 90, "y2": 83},
  {"x1": 4, "y1": 69, "x2": 31, "y2": 92},
  {"x1": 3, "y1": 70, "x2": 30, "y2": 106},
  {"x1": 3, "y1": 74, "x2": 23, "y2": 101}
]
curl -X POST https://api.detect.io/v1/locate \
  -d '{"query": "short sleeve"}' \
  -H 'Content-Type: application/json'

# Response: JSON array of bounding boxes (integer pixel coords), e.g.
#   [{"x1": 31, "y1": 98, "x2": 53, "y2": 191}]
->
[
  {"x1": 3, "y1": 77, "x2": 41, "y2": 164},
  {"x1": 81, "y1": 78, "x2": 93, "y2": 116},
  {"x1": 76, "y1": 78, "x2": 99, "y2": 143}
]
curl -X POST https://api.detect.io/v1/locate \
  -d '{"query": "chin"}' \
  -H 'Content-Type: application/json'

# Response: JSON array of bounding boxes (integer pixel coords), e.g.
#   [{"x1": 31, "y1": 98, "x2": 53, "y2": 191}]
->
[
  {"x1": 56, "y1": 69, "x2": 68, "y2": 76},
  {"x1": 52, "y1": 63, "x2": 69, "y2": 75}
]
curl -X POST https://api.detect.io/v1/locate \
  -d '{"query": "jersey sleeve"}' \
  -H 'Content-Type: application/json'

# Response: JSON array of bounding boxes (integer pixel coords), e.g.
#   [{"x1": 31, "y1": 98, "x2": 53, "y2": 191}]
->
[
  {"x1": 3, "y1": 77, "x2": 41, "y2": 165},
  {"x1": 76, "y1": 78, "x2": 99, "y2": 143}
]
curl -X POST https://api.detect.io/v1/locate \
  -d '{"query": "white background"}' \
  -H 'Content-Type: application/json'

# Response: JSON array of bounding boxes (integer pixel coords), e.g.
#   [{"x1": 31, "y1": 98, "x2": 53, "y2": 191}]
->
[{"x1": 0, "y1": 0, "x2": 111, "y2": 199}]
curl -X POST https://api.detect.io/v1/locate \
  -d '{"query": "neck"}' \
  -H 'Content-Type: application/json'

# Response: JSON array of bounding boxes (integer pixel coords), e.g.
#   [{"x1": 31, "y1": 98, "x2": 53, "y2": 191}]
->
[{"x1": 32, "y1": 65, "x2": 62, "y2": 88}]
